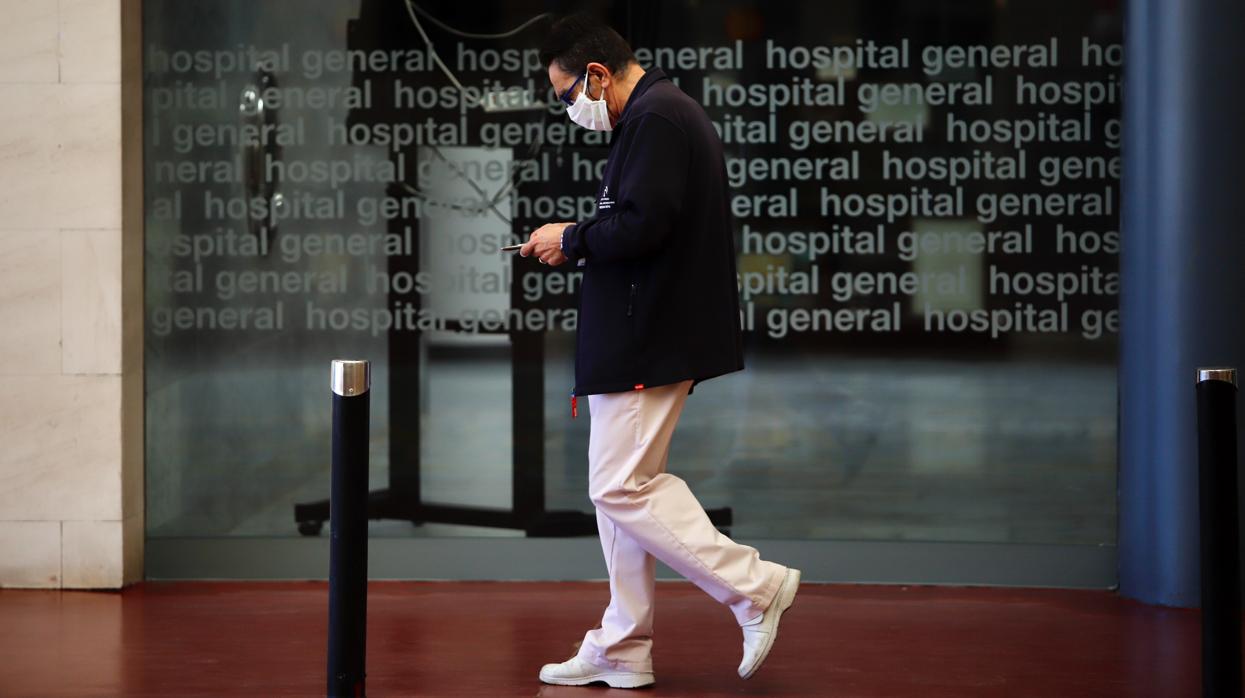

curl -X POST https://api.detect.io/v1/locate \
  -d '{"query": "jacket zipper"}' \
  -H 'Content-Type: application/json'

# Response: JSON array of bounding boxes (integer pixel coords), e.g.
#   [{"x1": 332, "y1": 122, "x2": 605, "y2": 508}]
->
[{"x1": 626, "y1": 282, "x2": 637, "y2": 317}]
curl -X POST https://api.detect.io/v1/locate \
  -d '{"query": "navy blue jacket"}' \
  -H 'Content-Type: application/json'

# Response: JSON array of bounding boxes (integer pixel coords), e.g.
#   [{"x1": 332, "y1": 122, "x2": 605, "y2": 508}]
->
[{"x1": 561, "y1": 68, "x2": 744, "y2": 397}]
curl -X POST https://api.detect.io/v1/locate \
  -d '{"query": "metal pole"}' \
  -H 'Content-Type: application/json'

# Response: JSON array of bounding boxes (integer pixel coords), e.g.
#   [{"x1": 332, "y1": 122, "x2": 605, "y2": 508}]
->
[
  {"x1": 328, "y1": 359, "x2": 370, "y2": 698},
  {"x1": 1196, "y1": 367, "x2": 1240, "y2": 698}
]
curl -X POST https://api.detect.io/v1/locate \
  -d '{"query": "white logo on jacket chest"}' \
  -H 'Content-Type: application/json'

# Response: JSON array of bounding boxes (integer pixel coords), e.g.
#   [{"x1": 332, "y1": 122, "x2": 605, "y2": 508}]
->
[{"x1": 598, "y1": 184, "x2": 615, "y2": 211}]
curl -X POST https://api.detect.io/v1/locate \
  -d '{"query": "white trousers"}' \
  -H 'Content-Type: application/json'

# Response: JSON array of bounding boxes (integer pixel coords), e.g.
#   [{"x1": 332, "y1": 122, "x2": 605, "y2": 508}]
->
[{"x1": 575, "y1": 379, "x2": 788, "y2": 672}]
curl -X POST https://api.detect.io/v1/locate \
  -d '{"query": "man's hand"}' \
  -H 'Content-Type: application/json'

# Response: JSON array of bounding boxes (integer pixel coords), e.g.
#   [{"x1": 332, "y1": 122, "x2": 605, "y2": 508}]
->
[{"x1": 520, "y1": 222, "x2": 575, "y2": 266}]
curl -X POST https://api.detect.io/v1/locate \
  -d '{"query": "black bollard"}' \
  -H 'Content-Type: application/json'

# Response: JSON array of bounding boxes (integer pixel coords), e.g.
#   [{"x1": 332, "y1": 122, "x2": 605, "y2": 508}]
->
[
  {"x1": 327, "y1": 359, "x2": 370, "y2": 698},
  {"x1": 1196, "y1": 367, "x2": 1241, "y2": 698}
]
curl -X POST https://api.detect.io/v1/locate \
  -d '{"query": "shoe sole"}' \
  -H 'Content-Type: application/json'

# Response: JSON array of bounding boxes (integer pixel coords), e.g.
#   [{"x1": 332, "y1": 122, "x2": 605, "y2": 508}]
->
[
  {"x1": 740, "y1": 567, "x2": 801, "y2": 680},
  {"x1": 538, "y1": 670, "x2": 655, "y2": 689}
]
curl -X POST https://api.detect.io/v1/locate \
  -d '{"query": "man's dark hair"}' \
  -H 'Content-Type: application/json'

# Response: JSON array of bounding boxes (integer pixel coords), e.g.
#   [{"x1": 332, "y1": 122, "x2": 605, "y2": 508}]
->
[{"x1": 538, "y1": 12, "x2": 636, "y2": 76}]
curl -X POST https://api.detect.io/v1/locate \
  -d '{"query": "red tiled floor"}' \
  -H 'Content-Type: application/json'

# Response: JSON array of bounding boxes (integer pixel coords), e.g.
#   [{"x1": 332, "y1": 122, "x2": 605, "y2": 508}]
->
[{"x1": 0, "y1": 581, "x2": 1202, "y2": 697}]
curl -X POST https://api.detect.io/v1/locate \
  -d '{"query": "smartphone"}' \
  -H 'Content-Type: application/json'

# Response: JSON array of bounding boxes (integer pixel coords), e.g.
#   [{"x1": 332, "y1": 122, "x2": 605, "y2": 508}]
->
[{"x1": 500, "y1": 243, "x2": 523, "y2": 252}]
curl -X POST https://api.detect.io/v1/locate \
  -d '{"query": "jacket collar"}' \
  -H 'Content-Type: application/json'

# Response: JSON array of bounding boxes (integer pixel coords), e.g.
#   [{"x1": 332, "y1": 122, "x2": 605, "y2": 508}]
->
[{"x1": 618, "y1": 67, "x2": 668, "y2": 125}]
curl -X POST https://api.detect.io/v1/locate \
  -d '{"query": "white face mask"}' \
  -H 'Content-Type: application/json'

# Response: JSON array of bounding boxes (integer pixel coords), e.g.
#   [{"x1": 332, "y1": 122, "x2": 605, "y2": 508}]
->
[{"x1": 566, "y1": 72, "x2": 613, "y2": 132}]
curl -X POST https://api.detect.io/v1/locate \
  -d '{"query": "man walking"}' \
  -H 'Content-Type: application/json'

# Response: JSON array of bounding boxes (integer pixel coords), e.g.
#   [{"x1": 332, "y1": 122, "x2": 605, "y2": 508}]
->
[{"x1": 520, "y1": 13, "x2": 801, "y2": 689}]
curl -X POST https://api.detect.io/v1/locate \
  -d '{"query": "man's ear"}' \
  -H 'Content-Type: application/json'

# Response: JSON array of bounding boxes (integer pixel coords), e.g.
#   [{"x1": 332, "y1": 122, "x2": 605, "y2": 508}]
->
[{"x1": 585, "y1": 61, "x2": 613, "y2": 90}]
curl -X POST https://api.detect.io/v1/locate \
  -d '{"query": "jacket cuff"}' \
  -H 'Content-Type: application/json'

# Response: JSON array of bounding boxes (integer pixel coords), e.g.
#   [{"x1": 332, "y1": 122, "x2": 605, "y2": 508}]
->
[{"x1": 561, "y1": 222, "x2": 585, "y2": 262}]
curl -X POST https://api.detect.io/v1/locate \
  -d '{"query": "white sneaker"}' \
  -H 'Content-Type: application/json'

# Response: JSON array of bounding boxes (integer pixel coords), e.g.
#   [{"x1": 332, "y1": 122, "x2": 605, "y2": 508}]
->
[
  {"x1": 538, "y1": 655, "x2": 656, "y2": 688},
  {"x1": 737, "y1": 567, "x2": 801, "y2": 679}
]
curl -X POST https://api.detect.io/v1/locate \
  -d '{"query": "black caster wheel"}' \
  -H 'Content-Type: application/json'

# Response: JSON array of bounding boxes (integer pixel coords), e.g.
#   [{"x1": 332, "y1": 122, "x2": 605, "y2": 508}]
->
[{"x1": 298, "y1": 520, "x2": 323, "y2": 536}]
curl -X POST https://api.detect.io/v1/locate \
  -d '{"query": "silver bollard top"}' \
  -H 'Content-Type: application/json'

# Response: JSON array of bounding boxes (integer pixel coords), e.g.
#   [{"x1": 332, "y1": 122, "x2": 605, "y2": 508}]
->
[
  {"x1": 1197, "y1": 367, "x2": 1237, "y2": 387},
  {"x1": 332, "y1": 359, "x2": 371, "y2": 396}
]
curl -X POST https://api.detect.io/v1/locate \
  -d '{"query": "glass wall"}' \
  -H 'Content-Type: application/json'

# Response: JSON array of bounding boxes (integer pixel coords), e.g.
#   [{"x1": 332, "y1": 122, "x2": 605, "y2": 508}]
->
[{"x1": 144, "y1": 0, "x2": 1122, "y2": 571}]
